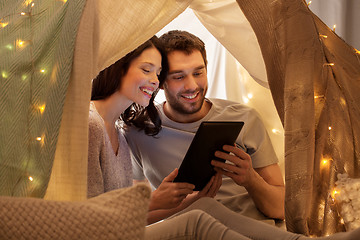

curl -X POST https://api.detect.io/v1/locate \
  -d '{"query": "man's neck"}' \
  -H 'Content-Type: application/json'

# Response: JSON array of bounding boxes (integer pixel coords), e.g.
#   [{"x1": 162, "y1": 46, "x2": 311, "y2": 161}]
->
[{"x1": 163, "y1": 100, "x2": 212, "y2": 123}]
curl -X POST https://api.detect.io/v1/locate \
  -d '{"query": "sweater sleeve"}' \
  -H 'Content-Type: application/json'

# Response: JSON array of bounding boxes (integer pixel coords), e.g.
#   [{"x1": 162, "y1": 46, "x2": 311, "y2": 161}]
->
[{"x1": 87, "y1": 111, "x2": 106, "y2": 198}]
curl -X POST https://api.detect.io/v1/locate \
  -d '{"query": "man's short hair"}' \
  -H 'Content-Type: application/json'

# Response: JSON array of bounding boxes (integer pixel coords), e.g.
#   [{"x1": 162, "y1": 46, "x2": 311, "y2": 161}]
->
[{"x1": 159, "y1": 30, "x2": 207, "y2": 68}]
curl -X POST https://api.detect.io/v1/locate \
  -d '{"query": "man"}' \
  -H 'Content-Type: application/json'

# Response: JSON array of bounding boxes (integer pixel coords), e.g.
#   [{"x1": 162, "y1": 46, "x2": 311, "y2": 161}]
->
[{"x1": 125, "y1": 30, "x2": 285, "y2": 224}]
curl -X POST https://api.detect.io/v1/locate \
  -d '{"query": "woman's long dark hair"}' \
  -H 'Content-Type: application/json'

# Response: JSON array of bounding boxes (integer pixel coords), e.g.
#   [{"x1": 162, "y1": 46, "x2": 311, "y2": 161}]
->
[{"x1": 91, "y1": 36, "x2": 168, "y2": 136}]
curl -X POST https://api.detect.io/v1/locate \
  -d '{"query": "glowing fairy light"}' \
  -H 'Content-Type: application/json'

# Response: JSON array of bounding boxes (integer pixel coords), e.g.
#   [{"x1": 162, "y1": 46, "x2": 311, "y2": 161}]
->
[
  {"x1": 328, "y1": 126, "x2": 332, "y2": 130},
  {"x1": 38, "y1": 104, "x2": 46, "y2": 114},
  {"x1": 319, "y1": 34, "x2": 328, "y2": 39},
  {"x1": 16, "y1": 39, "x2": 27, "y2": 48},
  {"x1": 5, "y1": 44, "x2": 14, "y2": 50},
  {"x1": 31, "y1": 2, "x2": 35, "y2": 7},
  {"x1": 242, "y1": 97, "x2": 249, "y2": 104},
  {"x1": 25, "y1": 0, "x2": 33, "y2": 6},
  {"x1": 29, "y1": 176, "x2": 34, "y2": 182},
  {"x1": 324, "y1": 63, "x2": 335, "y2": 66},
  {"x1": 0, "y1": 21, "x2": 8, "y2": 28},
  {"x1": 20, "y1": 12, "x2": 28, "y2": 16},
  {"x1": 321, "y1": 159, "x2": 329, "y2": 167},
  {"x1": 36, "y1": 137, "x2": 42, "y2": 141},
  {"x1": 314, "y1": 95, "x2": 325, "y2": 99},
  {"x1": 333, "y1": 24, "x2": 336, "y2": 31},
  {"x1": 307, "y1": 1, "x2": 312, "y2": 6},
  {"x1": 1, "y1": 71, "x2": 8, "y2": 78},
  {"x1": 40, "y1": 69, "x2": 46, "y2": 73},
  {"x1": 272, "y1": 128, "x2": 281, "y2": 134},
  {"x1": 247, "y1": 93, "x2": 253, "y2": 99},
  {"x1": 331, "y1": 189, "x2": 339, "y2": 199},
  {"x1": 21, "y1": 74, "x2": 28, "y2": 81},
  {"x1": 355, "y1": 49, "x2": 360, "y2": 54}
]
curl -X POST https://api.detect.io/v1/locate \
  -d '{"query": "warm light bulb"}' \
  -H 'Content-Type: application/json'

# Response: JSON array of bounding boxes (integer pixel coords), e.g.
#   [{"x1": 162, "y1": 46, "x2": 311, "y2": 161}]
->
[
  {"x1": 242, "y1": 97, "x2": 249, "y2": 104},
  {"x1": 324, "y1": 63, "x2": 335, "y2": 66},
  {"x1": 333, "y1": 24, "x2": 336, "y2": 31},
  {"x1": 307, "y1": 1, "x2": 312, "y2": 6},
  {"x1": 25, "y1": 0, "x2": 33, "y2": 6},
  {"x1": 29, "y1": 176, "x2": 34, "y2": 181},
  {"x1": 38, "y1": 104, "x2": 46, "y2": 114},
  {"x1": 40, "y1": 69, "x2": 46, "y2": 73},
  {"x1": 31, "y1": 2, "x2": 35, "y2": 7},
  {"x1": 247, "y1": 93, "x2": 253, "y2": 99},
  {"x1": 20, "y1": 12, "x2": 28, "y2": 16},
  {"x1": 331, "y1": 189, "x2": 339, "y2": 199},
  {"x1": 5, "y1": 44, "x2": 14, "y2": 50},
  {"x1": 321, "y1": 159, "x2": 328, "y2": 166},
  {"x1": 272, "y1": 128, "x2": 281, "y2": 134},
  {"x1": 319, "y1": 34, "x2": 328, "y2": 39},
  {"x1": 355, "y1": 49, "x2": 360, "y2": 54},
  {"x1": 328, "y1": 126, "x2": 332, "y2": 130},
  {"x1": 16, "y1": 39, "x2": 27, "y2": 48},
  {"x1": 36, "y1": 137, "x2": 42, "y2": 141},
  {"x1": 0, "y1": 21, "x2": 8, "y2": 28},
  {"x1": 1, "y1": 71, "x2": 8, "y2": 79}
]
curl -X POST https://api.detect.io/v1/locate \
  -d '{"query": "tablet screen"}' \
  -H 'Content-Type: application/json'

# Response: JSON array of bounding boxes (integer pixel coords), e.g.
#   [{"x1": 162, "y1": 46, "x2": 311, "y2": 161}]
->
[{"x1": 173, "y1": 121, "x2": 244, "y2": 191}]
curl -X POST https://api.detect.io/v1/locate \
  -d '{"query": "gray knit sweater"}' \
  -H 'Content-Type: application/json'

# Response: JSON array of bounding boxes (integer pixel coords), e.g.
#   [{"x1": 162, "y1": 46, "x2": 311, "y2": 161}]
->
[{"x1": 87, "y1": 102, "x2": 132, "y2": 198}]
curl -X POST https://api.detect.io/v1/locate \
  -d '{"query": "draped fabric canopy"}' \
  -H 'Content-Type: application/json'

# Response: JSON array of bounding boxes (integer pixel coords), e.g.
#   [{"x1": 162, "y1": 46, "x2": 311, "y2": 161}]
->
[{"x1": 1, "y1": 0, "x2": 359, "y2": 237}]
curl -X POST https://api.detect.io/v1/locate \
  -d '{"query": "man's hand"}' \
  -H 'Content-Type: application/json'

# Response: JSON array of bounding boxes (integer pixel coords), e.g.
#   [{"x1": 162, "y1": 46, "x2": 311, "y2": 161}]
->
[
  {"x1": 149, "y1": 168, "x2": 195, "y2": 211},
  {"x1": 211, "y1": 144, "x2": 255, "y2": 187}
]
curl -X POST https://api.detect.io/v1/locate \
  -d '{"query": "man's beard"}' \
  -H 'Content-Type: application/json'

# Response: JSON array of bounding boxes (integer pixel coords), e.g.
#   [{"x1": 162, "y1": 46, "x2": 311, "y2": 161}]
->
[{"x1": 165, "y1": 88, "x2": 206, "y2": 115}]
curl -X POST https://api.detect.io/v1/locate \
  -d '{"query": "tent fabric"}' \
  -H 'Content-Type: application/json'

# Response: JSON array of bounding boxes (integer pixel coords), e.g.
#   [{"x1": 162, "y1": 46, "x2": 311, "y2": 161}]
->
[
  {"x1": 0, "y1": 0, "x2": 86, "y2": 198},
  {"x1": 235, "y1": 0, "x2": 360, "y2": 236},
  {"x1": 1, "y1": 0, "x2": 360, "y2": 236}
]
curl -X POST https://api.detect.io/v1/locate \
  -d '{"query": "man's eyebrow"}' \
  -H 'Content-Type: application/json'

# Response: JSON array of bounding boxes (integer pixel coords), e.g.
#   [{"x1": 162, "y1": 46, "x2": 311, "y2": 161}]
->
[{"x1": 168, "y1": 65, "x2": 205, "y2": 75}]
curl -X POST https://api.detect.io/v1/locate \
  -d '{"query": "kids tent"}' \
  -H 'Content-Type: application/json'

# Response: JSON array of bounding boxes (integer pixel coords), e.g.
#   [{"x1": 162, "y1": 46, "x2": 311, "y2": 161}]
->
[{"x1": 1, "y1": 0, "x2": 359, "y2": 236}]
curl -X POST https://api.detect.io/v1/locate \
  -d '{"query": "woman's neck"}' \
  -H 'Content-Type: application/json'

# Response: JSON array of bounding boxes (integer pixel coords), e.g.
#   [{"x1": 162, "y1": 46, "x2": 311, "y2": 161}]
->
[{"x1": 92, "y1": 93, "x2": 132, "y2": 125}]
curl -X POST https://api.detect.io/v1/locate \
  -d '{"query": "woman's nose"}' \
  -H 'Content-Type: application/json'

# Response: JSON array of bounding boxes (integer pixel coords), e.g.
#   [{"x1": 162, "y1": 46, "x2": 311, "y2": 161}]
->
[{"x1": 149, "y1": 73, "x2": 160, "y2": 87}]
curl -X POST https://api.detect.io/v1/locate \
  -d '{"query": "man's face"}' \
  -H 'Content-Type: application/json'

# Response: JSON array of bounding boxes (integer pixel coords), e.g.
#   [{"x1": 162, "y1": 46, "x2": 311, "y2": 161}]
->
[{"x1": 163, "y1": 50, "x2": 208, "y2": 122}]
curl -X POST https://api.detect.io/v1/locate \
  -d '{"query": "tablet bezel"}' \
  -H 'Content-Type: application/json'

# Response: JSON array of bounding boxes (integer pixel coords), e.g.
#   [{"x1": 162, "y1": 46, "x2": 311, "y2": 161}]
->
[{"x1": 173, "y1": 121, "x2": 244, "y2": 191}]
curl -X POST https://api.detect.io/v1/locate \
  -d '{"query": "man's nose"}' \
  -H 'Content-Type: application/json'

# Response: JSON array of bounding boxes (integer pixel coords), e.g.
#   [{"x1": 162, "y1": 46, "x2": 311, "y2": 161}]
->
[{"x1": 184, "y1": 75, "x2": 197, "y2": 90}]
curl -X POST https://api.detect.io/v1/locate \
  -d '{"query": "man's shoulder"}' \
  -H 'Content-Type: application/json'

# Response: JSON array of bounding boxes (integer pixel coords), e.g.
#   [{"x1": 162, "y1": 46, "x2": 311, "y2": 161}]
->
[{"x1": 209, "y1": 98, "x2": 256, "y2": 115}]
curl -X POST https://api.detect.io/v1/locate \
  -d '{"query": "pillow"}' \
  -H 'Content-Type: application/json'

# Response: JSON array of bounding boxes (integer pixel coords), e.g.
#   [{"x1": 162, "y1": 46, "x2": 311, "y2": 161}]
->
[
  {"x1": 0, "y1": 183, "x2": 150, "y2": 240},
  {"x1": 335, "y1": 173, "x2": 360, "y2": 231}
]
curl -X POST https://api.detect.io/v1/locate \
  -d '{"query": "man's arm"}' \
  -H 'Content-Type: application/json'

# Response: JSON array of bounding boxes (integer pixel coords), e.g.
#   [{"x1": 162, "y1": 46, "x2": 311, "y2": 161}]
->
[{"x1": 211, "y1": 145, "x2": 285, "y2": 219}]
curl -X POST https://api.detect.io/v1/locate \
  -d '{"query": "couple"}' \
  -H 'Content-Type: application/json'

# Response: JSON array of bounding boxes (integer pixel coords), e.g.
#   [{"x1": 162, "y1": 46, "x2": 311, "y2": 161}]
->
[{"x1": 87, "y1": 30, "x2": 359, "y2": 239}]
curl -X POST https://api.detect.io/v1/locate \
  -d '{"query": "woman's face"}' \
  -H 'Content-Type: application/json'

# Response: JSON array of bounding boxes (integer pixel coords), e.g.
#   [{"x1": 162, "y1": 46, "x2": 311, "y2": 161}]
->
[{"x1": 119, "y1": 47, "x2": 162, "y2": 107}]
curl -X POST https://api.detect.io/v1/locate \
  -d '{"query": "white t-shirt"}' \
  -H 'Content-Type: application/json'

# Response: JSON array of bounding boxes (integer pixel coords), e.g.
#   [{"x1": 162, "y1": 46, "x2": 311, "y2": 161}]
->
[{"x1": 125, "y1": 98, "x2": 278, "y2": 190}]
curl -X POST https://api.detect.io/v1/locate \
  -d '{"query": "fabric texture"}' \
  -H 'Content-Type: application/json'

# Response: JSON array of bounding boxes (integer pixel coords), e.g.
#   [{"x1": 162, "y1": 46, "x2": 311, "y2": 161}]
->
[
  {"x1": 235, "y1": 0, "x2": 360, "y2": 236},
  {"x1": 126, "y1": 98, "x2": 279, "y2": 222},
  {"x1": 0, "y1": 0, "x2": 86, "y2": 198},
  {"x1": 0, "y1": 183, "x2": 151, "y2": 240},
  {"x1": 87, "y1": 102, "x2": 132, "y2": 198}
]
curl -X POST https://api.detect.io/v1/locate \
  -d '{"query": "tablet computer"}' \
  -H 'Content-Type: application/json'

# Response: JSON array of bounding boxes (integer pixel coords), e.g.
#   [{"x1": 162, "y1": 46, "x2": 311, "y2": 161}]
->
[{"x1": 173, "y1": 121, "x2": 244, "y2": 191}]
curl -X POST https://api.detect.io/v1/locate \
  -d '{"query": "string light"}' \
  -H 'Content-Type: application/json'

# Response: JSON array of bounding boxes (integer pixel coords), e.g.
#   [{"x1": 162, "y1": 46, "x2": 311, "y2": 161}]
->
[
  {"x1": 331, "y1": 189, "x2": 339, "y2": 199},
  {"x1": 0, "y1": 21, "x2": 8, "y2": 28},
  {"x1": 36, "y1": 137, "x2": 42, "y2": 141},
  {"x1": 355, "y1": 49, "x2": 360, "y2": 54},
  {"x1": 323, "y1": 63, "x2": 335, "y2": 67},
  {"x1": 247, "y1": 93, "x2": 253, "y2": 99},
  {"x1": 242, "y1": 96, "x2": 249, "y2": 103},
  {"x1": 328, "y1": 126, "x2": 332, "y2": 130},
  {"x1": 25, "y1": 0, "x2": 33, "y2": 6},
  {"x1": 319, "y1": 34, "x2": 328, "y2": 39},
  {"x1": 333, "y1": 24, "x2": 336, "y2": 32},
  {"x1": 38, "y1": 104, "x2": 46, "y2": 114},
  {"x1": 272, "y1": 128, "x2": 281, "y2": 134},
  {"x1": 307, "y1": 1, "x2": 312, "y2": 6},
  {"x1": 5, "y1": 44, "x2": 14, "y2": 50},
  {"x1": 314, "y1": 95, "x2": 325, "y2": 99},
  {"x1": 1, "y1": 71, "x2": 9, "y2": 78},
  {"x1": 21, "y1": 74, "x2": 28, "y2": 81},
  {"x1": 321, "y1": 159, "x2": 329, "y2": 167},
  {"x1": 28, "y1": 176, "x2": 33, "y2": 182}
]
